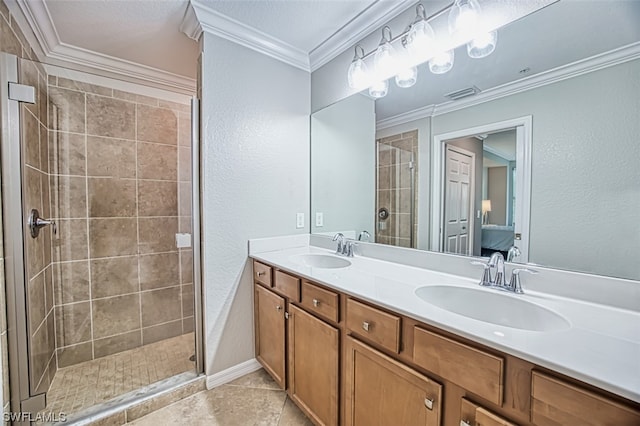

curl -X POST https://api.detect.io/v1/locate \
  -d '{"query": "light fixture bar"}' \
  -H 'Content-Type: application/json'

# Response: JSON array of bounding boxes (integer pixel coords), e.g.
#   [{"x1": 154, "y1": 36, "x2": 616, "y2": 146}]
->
[{"x1": 357, "y1": 2, "x2": 455, "y2": 61}]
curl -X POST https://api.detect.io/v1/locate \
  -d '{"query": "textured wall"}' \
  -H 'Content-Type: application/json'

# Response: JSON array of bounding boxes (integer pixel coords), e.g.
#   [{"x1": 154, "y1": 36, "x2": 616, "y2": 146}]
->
[
  {"x1": 48, "y1": 76, "x2": 194, "y2": 367},
  {"x1": 311, "y1": 94, "x2": 375, "y2": 237},
  {"x1": 200, "y1": 33, "x2": 310, "y2": 375},
  {"x1": 432, "y1": 59, "x2": 640, "y2": 280}
]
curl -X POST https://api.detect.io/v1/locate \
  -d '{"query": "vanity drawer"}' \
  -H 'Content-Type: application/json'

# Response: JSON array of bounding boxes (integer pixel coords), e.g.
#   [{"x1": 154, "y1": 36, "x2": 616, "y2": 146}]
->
[
  {"x1": 531, "y1": 371, "x2": 640, "y2": 426},
  {"x1": 346, "y1": 298, "x2": 401, "y2": 353},
  {"x1": 300, "y1": 281, "x2": 339, "y2": 323},
  {"x1": 274, "y1": 270, "x2": 300, "y2": 302},
  {"x1": 460, "y1": 398, "x2": 517, "y2": 426},
  {"x1": 413, "y1": 327, "x2": 504, "y2": 406},
  {"x1": 253, "y1": 261, "x2": 272, "y2": 287}
]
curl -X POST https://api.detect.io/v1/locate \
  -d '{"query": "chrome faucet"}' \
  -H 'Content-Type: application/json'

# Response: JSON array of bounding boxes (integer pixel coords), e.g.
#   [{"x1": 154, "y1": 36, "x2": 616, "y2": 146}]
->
[
  {"x1": 358, "y1": 230, "x2": 371, "y2": 242},
  {"x1": 472, "y1": 252, "x2": 537, "y2": 293},
  {"x1": 507, "y1": 245, "x2": 521, "y2": 262},
  {"x1": 332, "y1": 233, "x2": 345, "y2": 254}
]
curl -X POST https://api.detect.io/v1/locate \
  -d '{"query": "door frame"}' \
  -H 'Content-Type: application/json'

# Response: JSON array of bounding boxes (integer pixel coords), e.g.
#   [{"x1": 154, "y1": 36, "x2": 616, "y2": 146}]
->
[
  {"x1": 431, "y1": 116, "x2": 532, "y2": 262},
  {"x1": 443, "y1": 144, "x2": 476, "y2": 256}
]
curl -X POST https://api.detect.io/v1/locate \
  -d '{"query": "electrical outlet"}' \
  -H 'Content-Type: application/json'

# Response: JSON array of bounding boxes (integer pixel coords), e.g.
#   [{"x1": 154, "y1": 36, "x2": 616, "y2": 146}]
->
[
  {"x1": 315, "y1": 212, "x2": 323, "y2": 227},
  {"x1": 296, "y1": 212, "x2": 304, "y2": 228}
]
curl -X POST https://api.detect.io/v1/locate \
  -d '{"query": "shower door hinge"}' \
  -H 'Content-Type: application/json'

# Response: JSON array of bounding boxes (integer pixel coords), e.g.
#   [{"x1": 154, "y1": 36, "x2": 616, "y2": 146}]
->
[
  {"x1": 8, "y1": 82, "x2": 35, "y2": 104},
  {"x1": 20, "y1": 393, "x2": 46, "y2": 414}
]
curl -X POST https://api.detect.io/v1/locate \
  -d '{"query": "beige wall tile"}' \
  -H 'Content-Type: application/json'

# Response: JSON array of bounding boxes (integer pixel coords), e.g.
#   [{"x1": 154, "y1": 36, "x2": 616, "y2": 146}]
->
[
  {"x1": 93, "y1": 330, "x2": 141, "y2": 359},
  {"x1": 178, "y1": 112, "x2": 191, "y2": 147},
  {"x1": 24, "y1": 165, "x2": 42, "y2": 215},
  {"x1": 138, "y1": 180, "x2": 177, "y2": 217},
  {"x1": 38, "y1": 75, "x2": 48, "y2": 128},
  {"x1": 49, "y1": 131, "x2": 86, "y2": 176},
  {"x1": 25, "y1": 228, "x2": 45, "y2": 279},
  {"x1": 28, "y1": 273, "x2": 46, "y2": 334},
  {"x1": 56, "y1": 77, "x2": 113, "y2": 97},
  {"x1": 181, "y1": 284, "x2": 194, "y2": 317},
  {"x1": 44, "y1": 266, "x2": 53, "y2": 314},
  {"x1": 49, "y1": 86, "x2": 86, "y2": 133},
  {"x1": 92, "y1": 294, "x2": 140, "y2": 339},
  {"x1": 141, "y1": 286, "x2": 181, "y2": 327},
  {"x1": 50, "y1": 175, "x2": 87, "y2": 218},
  {"x1": 178, "y1": 182, "x2": 191, "y2": 217},
  {"x1": 0, "y1": 15, "x2": 22, "y2": 56},
  {"x1": 180, "y1": 250, "x2": 193, "y2": 284},
  {"x1": 183, "y1": 316, "x2": 194, "y2": 333},
  {"x1": 57, "y1": 342, "x2": 92, "y2": 368},
  {"x1": 30, "y1": 322, "x2": 49, "y2": 391},
  {"x1": 158, "y1": 99, "x2": 190, "y2": 114},
  {"x1": 142, "y1": 320, "x2": 182, "y2": 345},
  {"x1": 91, "y1": 256, "x2": 139, "y2": 298},
  {"x1": 39, "y1": 123, "x2": 49, "y2": 174},
  {"x1": 53, "y1": 219, "x2": 89, "y2": 262},
  {"x1": 178, "y1": 146, "x2": 191, "y2": 182},
  {"x1": 89, "y1": 218, "x2": 137, "y2": 258},
  {"x1": 53, "y1": 260, "x2": 90, "y2": 304},
  {"x1": 22, "y1": 108, "x2": 40, "y2": 169},
  {"x1": 86, "y1": 136, "x2": 136, "y2": 178},
  {"x1": 0, "y1": 1, "x2": 10, "y2": 22},
  {"x1": 88, "y1": 178, "x2": 136, "y2": 217},
  {"x1": 112, "y1": 89, "x2": 137, "y2": 102},
  {"x1": 137, "y1": 142, "x2": 176, "y2": 180},
  {"x1": 87, "y1": 94, "x2": 135, "y2": 139},
  {"x1": 55, "y1": 302, "x2": 91, "y2": 346},
  {"x1": 137, "y1": 104, "x2": 178, "y2": 145},
  {"x1": 138, "y1": 217, "x2": 177, "y2": 254},
  {"x1": 139, "y1": 253, "x2": 179, "y2": 291}
]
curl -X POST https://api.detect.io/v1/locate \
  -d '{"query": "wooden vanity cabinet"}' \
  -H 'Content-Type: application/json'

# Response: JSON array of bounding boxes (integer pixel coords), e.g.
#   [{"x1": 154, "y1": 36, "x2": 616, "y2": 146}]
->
[
  {"x1": 254, "y1": 283, "x2": 286, "y2": 388},
  {"x1": 344, "y1": 336, "x2": 442, "y2": 426}
]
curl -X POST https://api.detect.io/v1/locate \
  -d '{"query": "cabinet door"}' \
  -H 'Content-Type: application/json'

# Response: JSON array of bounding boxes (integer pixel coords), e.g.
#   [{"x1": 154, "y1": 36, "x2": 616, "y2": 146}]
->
[
  {"x1": 461, "y1": 398, "x2": 518, "y2": 426},
  {"x1": 288, "y1": 304, "x2": 339, "y2": 426},
  {"x1": 345, "y1": 337, "x2": 442, "y2": 426},
  {"x1": 255, "y1": 284, "x2": 286, "y2": 388}
]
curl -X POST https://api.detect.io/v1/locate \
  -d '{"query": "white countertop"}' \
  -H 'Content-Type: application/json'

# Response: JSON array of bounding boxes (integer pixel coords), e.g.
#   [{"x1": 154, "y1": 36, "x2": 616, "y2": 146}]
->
[{"x1": 251, "y1": 245, "x2": 640, "y2": 403}]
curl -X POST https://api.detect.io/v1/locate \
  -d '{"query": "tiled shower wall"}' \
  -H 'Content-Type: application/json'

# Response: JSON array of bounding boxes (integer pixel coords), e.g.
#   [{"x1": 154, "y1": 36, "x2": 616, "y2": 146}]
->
[
  {"x1": 48, "y1": 76, "x2": 194, "y2": 368},
  {"x1": 375, "y1": 130, "x2": 419, "y2": 248}
]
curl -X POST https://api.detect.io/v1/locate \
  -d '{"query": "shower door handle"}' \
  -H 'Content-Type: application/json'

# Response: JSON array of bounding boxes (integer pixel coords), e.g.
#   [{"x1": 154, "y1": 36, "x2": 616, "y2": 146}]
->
[{"x1": 28, "y1": 209, "x2": 56, "y2": 238}]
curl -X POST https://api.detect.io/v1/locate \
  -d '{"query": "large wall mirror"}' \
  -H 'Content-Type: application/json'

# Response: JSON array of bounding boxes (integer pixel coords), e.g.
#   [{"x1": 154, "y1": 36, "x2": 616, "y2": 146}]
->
[{"x1": 310, "y1": 1, "x2": 640, "y2": 281}]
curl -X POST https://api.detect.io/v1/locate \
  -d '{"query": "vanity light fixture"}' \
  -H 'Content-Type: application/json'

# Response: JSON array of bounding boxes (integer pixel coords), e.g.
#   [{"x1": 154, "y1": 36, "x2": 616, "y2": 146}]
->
[{"x1": 347, "y1": 2, "x2": 499, "y2": 98}]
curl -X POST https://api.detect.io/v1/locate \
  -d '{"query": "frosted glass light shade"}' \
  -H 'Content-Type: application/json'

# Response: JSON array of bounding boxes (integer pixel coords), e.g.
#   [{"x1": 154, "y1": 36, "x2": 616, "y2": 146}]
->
[
  {"x1": 429, "y1": 50, "x2": 454, "y2": 74},
  {"x1": 468, "y1": 31, "x2": 497, "y2": 58},
  {"x1": 348, "y1": 57, "x2": 370, "y2": 89},
  {"x1": 395, "y1": 67, "x2": 417, "y2": 88},
  {"x1": 448, "y1": 0, "x2": 481, "y2": 41},
  {"x1": 374, "y1": 41, "x2": 396, "y2": 80},
  {"x1": 406, "y1": 20, "x2": 436, "y2": 61},
  {"x1": 369, "y1": 80, "x2": 389, "y2": 98}
]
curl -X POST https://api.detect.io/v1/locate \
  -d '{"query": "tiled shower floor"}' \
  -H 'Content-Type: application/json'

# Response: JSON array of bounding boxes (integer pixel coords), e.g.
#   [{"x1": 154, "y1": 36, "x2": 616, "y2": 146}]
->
[{"x1": 43, "y1": 333, "x2": 195, "y2": 415}]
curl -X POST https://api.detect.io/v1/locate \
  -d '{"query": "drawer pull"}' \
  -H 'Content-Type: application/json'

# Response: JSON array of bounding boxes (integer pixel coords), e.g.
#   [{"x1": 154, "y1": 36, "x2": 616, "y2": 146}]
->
[
  {"x1": 424, "y1": 397, "x2": 434, "y2": 410},
  {"x1": 276, "y1": 305, "x2": 282, "y2": 312},
  {"x1": 257, "y1": 271, "x2": 266, "y2": 276},
  {"x1": 460, "y1": 421, "x2": 471, "y2": 426},
  {"x1": 313, "y1": 299, "x2": 320, "y2": 307},
  {"x1": 362, "y1": 321, "x2": 370, "y2": 332}
]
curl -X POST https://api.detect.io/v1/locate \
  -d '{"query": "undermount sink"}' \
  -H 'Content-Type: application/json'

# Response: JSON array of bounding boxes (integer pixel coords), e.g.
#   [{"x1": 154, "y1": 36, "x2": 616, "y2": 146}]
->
[
  {"x1": 415, "y1": 285, "x2": 570, "y2": 332},
  {"x1": 291, "y1": 253, "x2": 351, "y2": 269}
]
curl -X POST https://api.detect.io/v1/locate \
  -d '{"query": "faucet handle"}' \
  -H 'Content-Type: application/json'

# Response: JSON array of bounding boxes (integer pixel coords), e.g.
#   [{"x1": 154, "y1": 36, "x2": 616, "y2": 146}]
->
[
  {"x1": 509, "y1": 268, "x2": 538, "y2": 294},
  {"x1": 344, "y1": 239, "x2": 357, "y2": 257},
  {"x1": 471, "y1": 261, "x2": 492, "y2": 286},
  {"x1": 332, "y1": 233, "x2": 345, "y2": 254}
]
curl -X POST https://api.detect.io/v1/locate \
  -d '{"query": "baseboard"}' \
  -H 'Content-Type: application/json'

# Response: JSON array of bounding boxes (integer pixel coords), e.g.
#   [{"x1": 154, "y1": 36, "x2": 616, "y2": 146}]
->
[{"x1": 205, "y1": 358, "x2": 262, "y2": 390}]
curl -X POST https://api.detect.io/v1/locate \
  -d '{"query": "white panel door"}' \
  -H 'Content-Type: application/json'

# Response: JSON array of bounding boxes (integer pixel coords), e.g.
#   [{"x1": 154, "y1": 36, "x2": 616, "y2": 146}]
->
[{"x1": 444, "y1": 146, "x2": 474, "y2": 255}]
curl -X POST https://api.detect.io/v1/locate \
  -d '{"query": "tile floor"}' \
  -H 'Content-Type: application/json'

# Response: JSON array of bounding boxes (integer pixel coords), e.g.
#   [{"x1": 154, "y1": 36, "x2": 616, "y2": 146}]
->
[
  {"x1": 129, "y1": 369, "x2": 313, "y2": 426},
  {"x1": 44, "y1": 333, "x2": 195, "y2": 415}
]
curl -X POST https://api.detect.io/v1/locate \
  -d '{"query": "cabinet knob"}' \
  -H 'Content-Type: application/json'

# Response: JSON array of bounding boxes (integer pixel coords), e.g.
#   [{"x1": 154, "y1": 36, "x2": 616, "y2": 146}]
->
[
  {"x1": 257, "y1": 271, "x2": 266, "y2": 277},
  {"x1": 313, "y1": 299, "x2": 320, "y2": 307},
  {"x1": 460, "y1": 421, "x2": 471, "y2": 426},
  {"x1": 276, "y1": 305, "x2": 282, "y2": 312},
  {"x1": 362, "y1": 321, "x2": 370, "y2": 332},
  {"x1": 424, "y1": 397, "x2": 434, "y2": 410}
]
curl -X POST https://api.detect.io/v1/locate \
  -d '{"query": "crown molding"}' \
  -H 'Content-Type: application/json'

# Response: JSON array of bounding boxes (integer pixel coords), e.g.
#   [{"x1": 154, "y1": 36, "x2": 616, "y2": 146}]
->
[
  {"x1": 309, "y1": 0, "x2": 417, "y2": 72},
  {"x1": 180, "y1": 3, "x2": 202, "y2": 42},
  {"x1": 11, "y1": 0, "x2": 196, "y2": 94},
  {"x1": 191, "y1": 0, "x2": 310, "y2": 72},
  {"x1": 377, "y1": 42, "x2": 640, "y2": 130}
]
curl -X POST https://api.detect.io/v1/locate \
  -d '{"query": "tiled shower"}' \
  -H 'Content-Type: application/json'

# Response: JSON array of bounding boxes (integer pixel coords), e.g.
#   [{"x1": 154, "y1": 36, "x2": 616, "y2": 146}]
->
[{"x1": 19, "y1": 59, "x2": 195, "y2": 397}]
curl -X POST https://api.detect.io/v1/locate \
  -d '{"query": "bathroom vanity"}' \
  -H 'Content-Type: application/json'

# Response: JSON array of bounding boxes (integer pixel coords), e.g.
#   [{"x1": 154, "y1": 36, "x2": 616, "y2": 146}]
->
[{"x1": 250, "y1": 244, "x2": 640, "y2": 426}]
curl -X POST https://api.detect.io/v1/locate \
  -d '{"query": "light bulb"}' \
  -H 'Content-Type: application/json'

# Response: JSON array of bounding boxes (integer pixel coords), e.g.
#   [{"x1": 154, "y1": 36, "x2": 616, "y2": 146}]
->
[
  {"x1": 395, "y1": 67, "x2": 417, "y2": 88},
  {"x1": 406, "y1": 5, "x2": 436, "y2": 62},
  {"x1": 347, "y1": 45, "x2": 370, "y2": 89},
  {"x1": 429, "y1": 50, "x2": 454, "y2": 74},
  {"x1": 369, "y1": 80, "x2": 388, "y2": 98},
  {"x1": 374, "y1": 26, "x2": 396, "y2": 81},
  {"x1": 467, "y1": 31, "x2": 497, "y2": 58},
  {"x1": 448, "y1": 0, "x2": 481, "y2": 42}
]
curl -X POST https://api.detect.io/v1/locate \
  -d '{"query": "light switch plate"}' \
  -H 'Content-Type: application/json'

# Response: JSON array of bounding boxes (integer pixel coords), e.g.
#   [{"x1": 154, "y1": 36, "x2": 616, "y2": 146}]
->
[
  {"x1": 296, "y1": 213, "x2": 304, "y2": 228},
  {"x1": 315, "y1": 212, "x2": 323, "y2": 227}
]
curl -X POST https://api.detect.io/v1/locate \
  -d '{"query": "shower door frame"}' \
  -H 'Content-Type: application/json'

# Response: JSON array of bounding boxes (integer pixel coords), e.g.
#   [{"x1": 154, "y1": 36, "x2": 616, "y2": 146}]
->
[
  {"x1": 1, "y1": 52, "x2": 206, "y2": 418},
  {"x1": 0, "y1": 53, "x2": 45, "y2": 417}
]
